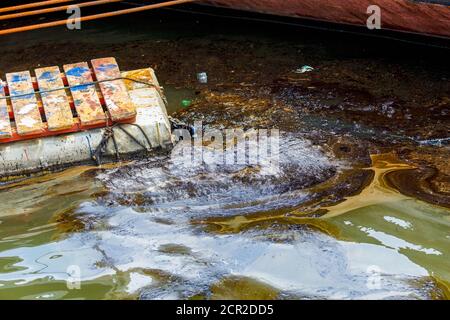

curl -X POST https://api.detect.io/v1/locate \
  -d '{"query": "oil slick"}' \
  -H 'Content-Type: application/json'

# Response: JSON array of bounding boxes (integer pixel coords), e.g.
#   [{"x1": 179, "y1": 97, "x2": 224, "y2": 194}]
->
[
  {"x1": 0, "y1": 148, "x2": 448, "y2": 299},
  {"x1": 321, "y1": 154, "x2": 414, "y2": 219},
  {"x1": 321, "y1": 154, "x2": 450, "y2": 295}
]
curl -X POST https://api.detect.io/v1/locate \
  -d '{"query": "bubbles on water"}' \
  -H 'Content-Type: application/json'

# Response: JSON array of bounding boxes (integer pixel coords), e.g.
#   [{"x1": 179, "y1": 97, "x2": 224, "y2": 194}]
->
[{"x1": 97, "y1": 133, "x2": 336, "y2": 218}]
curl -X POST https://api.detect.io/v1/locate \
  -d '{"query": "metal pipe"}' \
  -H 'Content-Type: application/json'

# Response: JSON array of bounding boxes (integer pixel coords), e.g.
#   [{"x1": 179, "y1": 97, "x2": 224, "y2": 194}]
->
[
  {"x1": 0, "y1": 0, "x2": 75, "y2": 14},
  {"x1": 0, "y1": 0, "x2": 200, "y2": 36},
  {"x1": 0, "y1": 0, "x2": 123, "y2": 21}
]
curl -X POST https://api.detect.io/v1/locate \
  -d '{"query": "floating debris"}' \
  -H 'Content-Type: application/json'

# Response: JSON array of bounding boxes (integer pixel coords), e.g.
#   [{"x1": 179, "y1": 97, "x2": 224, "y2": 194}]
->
[
  {"x1": 197, "y1": 72, "x2": 208, "y2": 84},
  {"x1": 181, "y1": 99, "x2": 192, "y2": 107},
  {"x1": 295, "y1": 65, "x2": 314, "y2": 74}
]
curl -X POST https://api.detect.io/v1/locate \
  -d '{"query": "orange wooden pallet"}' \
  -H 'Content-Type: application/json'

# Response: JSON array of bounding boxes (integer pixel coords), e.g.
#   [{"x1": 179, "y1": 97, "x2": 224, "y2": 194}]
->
[
  {"x1": 63, "y1": 61, "x2": 106, "y2": 127},
  {"x1": 6, "y1": 71, "x2": 45, "y2": 136},
  {"x1": 0, "y1": 83, "x2": 12, "y2": 140},
  {"x1": 35, "y1": 66, "x2": 74, "y2": 131},
  {"x1": 0, "y1": 58, "x2": 137, "y2": 144},
  {"x1": 91, "y1": 57, "x2": 136, "y2": 121}
]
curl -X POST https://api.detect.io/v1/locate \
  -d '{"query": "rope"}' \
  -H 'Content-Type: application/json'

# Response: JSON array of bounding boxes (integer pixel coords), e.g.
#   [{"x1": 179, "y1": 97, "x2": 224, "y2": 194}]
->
[
  {"x1": 0, "y1": 0, "x2": 123, "y2": 21},
  {"x1": 1, "y1": 76, "x2": 163, "y2": 100},
  {"x1": 0, "y1": 0, "x2": 200, "y2": 36},
  {"x1": 91, "y1": 122, "x2": 154, "y2": 165},
  {"x1": 116, "y1": 123, "x2": 153, "y2": 150},
  {"x1": 92, "y1": 126, "x2": 116, "y2": 165},
  {"x1": 85, "y1": 77, "x2": 158, "y2": 165},
  {"x1": 1, "y1": 75, "x2": 170, "y2": 113}
]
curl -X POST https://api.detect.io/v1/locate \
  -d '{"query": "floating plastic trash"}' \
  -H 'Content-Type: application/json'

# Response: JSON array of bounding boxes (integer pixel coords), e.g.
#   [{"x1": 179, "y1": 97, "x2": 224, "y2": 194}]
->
[
  {"x1": 181, "y1": 99, "x2": 192, "y2": 107},
  {"x1": 197, "y1": 72, "x2": 208, "y2": 84},
  {"x1": 295, "y1": 65, "x2": 314, "y2": 74}
]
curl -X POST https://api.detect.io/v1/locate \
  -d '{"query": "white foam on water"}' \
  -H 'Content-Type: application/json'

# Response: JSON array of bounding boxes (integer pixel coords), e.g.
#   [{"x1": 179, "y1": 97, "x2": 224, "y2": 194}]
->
[{"x1": 98, "y1": 134, "x2": 336, "y2": 217}]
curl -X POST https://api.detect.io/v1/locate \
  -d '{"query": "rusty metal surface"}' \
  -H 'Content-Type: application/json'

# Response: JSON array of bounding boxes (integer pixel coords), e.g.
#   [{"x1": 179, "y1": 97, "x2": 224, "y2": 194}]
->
[
  {"x1": 63, "y1": 62, "x2": 106, "y2": 126},
  {"x1": 91, "y1": 57, "x2": 136, "y2": 121},
  {"x1": 122, "y1": 67, "x2": 159, "y2": 91},
  {"x1": 35, "y1": 66, "x2": 74, "y2": 131},
  {"x1": 205, "y1": 0, "x2": 450, "y2": 38},
  {"x1": 6, "y1": 71, "x2": 44, "y2": 136},
  {"x1": 0, "y1": 84, "x2": 12, "y2": 139}
]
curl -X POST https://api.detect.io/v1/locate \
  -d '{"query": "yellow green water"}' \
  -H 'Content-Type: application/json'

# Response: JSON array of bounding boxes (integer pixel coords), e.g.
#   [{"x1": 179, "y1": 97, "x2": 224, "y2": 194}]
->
[
  {"x1": 0, "y1": 152, "x2": 448, "y2": 299},
  {"x1": 323, "y1": 155, "x2": 450, "y2": 296}
]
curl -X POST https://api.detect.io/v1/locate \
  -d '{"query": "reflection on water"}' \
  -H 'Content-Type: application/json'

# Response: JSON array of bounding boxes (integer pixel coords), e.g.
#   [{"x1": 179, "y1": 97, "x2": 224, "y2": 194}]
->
[
  {"x1": 0, "y1": 6, "x2": 448, "y2": 300},
  {"x1": 322, "y1": 155, "x2": 450, "y2": 297},
  {"x1": 0, "y1": 132, "x2": 448, "y2": 299}
]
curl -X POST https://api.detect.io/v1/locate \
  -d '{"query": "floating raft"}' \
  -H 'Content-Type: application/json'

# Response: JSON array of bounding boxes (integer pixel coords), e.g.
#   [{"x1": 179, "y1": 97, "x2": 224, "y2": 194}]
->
[{"x1": 0, "y1": 57, "x2": 172, "y2": 178}]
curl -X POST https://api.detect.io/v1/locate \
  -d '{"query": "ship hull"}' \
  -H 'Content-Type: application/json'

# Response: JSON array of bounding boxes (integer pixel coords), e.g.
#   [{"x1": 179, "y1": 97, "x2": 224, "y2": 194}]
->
[{"x1": 205, "y1": 0, "x2": 450, "y2": 38}]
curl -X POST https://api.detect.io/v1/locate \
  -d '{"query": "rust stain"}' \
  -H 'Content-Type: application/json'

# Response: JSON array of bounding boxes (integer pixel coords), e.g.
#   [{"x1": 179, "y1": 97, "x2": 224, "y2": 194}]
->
[
  {"x1": 0, "y1": 82, "x2": 12, "y2": 139},
  {"x1": 63, "y1": 62, "x2": 105, "y2": 126},
  {"x1": 91, "y1": 57, "x2": 136, "y2": 121},
  {"x1": 35, "y1": 66, "x2": 74, "y2": 131},
  {"x1": 121, "y1": 68, "x2": 156, "y2": 91},
  {"x1": 6, "y1": 71, "x2": 44, "y2": 136}
]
